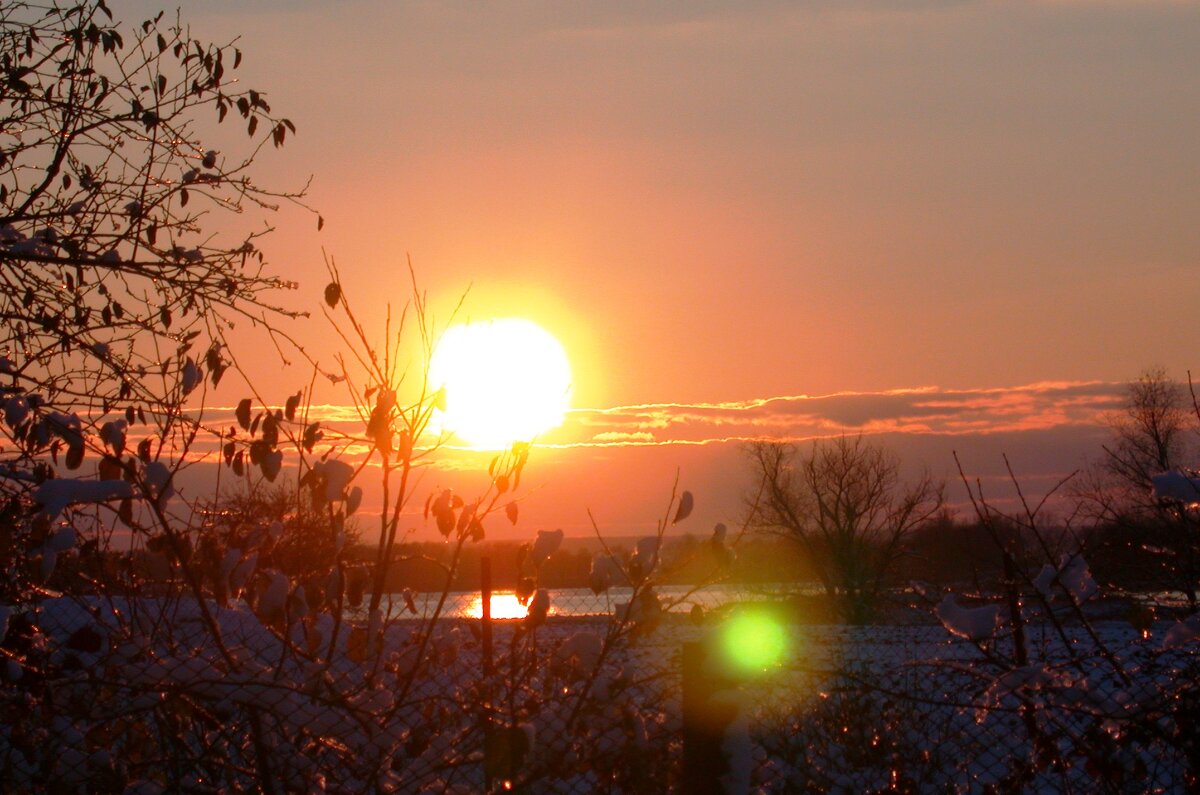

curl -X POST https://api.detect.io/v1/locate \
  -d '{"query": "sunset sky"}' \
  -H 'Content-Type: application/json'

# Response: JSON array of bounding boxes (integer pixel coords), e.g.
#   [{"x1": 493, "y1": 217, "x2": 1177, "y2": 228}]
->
[{"x1": 116, "y1": 0, "x2": 1200, "y2": 537}]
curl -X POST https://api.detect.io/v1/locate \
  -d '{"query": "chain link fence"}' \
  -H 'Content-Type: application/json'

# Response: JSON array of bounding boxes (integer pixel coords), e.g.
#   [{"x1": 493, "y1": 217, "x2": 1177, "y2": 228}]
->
[
  {"x1": 3, "y1": 586, "x2": 1199, "y2": 793},
  {"x1": 744, "y1": 624, "x2": 1198, "y2": 792}
]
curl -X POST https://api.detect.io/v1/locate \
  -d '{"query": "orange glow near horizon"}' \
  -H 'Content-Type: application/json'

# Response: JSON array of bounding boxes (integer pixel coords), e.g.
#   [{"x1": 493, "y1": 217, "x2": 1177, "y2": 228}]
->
[
  {"x1": 429, "y1": 318, "x2": 573, "y2": 450},
  {"x1": 464, "y1": 592, "x2": 540, "y2": 620}
]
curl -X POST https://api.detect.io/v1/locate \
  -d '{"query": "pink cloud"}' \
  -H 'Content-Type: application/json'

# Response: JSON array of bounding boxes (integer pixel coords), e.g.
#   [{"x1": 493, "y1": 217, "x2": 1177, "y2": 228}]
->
[{"x1": 544, "y1": 380, "x2": 1125, "y2": 448}]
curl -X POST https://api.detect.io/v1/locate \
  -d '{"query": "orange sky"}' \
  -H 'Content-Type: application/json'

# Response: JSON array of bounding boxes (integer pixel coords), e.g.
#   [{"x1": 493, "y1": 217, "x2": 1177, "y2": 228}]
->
[{"x1": 114, "y1": 0, "x2": 1200, "y2": 538}]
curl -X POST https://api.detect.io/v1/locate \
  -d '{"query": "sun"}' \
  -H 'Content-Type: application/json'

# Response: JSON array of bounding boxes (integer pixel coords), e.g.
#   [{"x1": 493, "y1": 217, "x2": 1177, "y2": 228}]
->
[{"x1": 428, "y1": 318, "x2": 572, "y2": 449}]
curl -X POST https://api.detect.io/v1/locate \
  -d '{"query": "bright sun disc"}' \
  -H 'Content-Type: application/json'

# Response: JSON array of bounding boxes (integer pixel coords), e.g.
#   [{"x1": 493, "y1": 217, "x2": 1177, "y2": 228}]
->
[{"x1": 429, "y1": 318, "x2": 572, "y2": 450}]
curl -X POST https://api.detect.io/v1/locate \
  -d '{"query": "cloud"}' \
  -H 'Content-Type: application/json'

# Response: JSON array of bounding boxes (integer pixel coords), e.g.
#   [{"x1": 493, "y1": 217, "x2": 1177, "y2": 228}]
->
[
  {"x1": 192, "y1": 381, "x2": 1126, "y2": 461},
  {"x1": 544, "y1": 380, "x2": 1125, "y2": 448},
  {"x1": 168, "y1": 380, "x2": 1128, "y2": 540},
  {"x1": 590, "y1": 431, "x2": 657, "y2": 443}
]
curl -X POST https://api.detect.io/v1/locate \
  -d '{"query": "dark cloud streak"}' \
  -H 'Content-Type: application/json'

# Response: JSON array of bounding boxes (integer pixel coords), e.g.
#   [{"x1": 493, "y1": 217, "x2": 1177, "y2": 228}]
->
[{"x1": 551, "y1": 380, "x2": 1125, "y2": 448}]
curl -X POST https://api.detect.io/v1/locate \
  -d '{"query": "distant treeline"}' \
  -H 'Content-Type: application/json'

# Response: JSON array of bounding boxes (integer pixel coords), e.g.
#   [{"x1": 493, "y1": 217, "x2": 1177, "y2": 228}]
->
[
  {"x1": 359, "y1": 534, "x2": 812, "y2": 593},
  {"x1": 347, "y1": 515, "x2": 1174, "y2": 595},
  {"x1": 901, "y1": 515, "x2": 1176, "y2": 595},
  {"x1": 80, "y1": 515, "x2": 1167, "y2": 599}
]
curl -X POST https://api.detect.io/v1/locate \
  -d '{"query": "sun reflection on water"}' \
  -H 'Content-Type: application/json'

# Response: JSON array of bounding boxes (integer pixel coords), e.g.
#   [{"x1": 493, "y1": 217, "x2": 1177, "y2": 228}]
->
[{"x1": 463, "y1": 592, "x2": 554, "y2": 620}]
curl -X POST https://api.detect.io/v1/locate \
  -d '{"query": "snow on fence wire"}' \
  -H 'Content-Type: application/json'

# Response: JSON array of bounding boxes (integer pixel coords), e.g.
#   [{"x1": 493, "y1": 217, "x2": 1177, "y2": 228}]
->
[
  {"x1": 5, "y1": 586, "x2": 1200, "y2": 793},
  {"x1": 741, "y1": 624, "x2": 1200, "y2": 793},
  {"x1": 0, "y1": 593, "x2": 682, "y2": 794}
]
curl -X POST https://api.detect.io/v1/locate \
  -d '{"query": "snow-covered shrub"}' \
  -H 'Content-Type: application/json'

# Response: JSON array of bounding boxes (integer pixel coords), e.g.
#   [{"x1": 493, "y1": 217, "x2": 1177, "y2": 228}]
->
[
  {"x1": 906, "y1": 461, "x2": 1200, "y2": 791},
  {"x1": 0, "y1": 2, "x2": 325, "y2": 789}
]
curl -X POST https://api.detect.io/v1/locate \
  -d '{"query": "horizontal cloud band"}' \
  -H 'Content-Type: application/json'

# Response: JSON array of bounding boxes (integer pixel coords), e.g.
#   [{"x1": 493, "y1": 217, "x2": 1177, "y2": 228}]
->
[{"x1": 551, "y1": 380, "x2": 1125, "y2": 448}]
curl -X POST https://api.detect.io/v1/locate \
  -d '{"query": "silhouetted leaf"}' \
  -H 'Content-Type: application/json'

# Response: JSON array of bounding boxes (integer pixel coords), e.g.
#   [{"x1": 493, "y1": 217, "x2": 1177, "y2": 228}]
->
[
  {"x1": 673, "y1": 490, "x2": 694, "y2": 524},
  {"x1": 516, "y1": 576, "x2": 535, "y2": 605},
  {"x1": 236, "y1": 398, "x2": 251, "y2": 430},
  {"x1": 285, "y1": 390, "x2": 301, "y2": 421},
  {"x1": 206, "y1": 346, "x2": 224, "y2": 387},
  {"x1": 262, "y1": 411, "x2": 280, "y2": 447},
  {"x1": 302, "y1": 422, "x2": 322, "y2": 452},
  {"x1": 181, "y1": 358, "x2": 202, "y2": 395},
  {"x1": 260, "y1": 449, "x2": 282, "y2": 481},
  {"x1": 98, "y1": 455, "x2": 122, "y2": 481},
  {"x1": 65, "y1": 443, "x2": 84, "y2": 470},
  {"x1": 437, "y1": 510, "x2": 454, "y2": 537}
]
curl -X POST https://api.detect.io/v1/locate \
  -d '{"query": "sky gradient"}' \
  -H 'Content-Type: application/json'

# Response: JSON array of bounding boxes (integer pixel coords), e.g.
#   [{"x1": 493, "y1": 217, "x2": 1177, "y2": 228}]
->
[{"x1": 113, "y1": 0, "x2": 1200, "y2": 537}]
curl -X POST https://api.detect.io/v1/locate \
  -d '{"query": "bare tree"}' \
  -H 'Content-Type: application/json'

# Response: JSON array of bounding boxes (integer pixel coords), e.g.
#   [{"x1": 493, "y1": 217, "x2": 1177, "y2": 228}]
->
[
  {"x1": 1101, "y1": 366, "x2": 1192, "y2": 505},
  {"x1": 1077, "y1": 368, "x2": 1200, "y2": 608},
  {"x1": 746, "y1": 436, "x2": 944, "y2": 624},
  {"x1": 0, "y1": 4, "x2": 320, "y2": 790},
  {"x1": 0, "y1": 0, "x2": 313, "y2": 425}
]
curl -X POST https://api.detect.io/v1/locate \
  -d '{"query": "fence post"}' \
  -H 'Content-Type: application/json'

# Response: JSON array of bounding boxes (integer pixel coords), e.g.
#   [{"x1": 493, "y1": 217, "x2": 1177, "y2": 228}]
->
[
  {"x1": 481, "y1": 556, "x2": 494, "y2": 791},
  {"x1": 481, "y1": 556, "x2": 493, "y2": 675},
  {"x1": 681, "y1": 640, "x2": 737, "y2": 794}
]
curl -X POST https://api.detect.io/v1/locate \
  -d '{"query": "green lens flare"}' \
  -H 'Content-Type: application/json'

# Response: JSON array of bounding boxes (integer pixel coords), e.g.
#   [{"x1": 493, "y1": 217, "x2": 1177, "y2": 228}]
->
[{"x1": 720, "y1": 610, "x2": 787, "y2": 673}]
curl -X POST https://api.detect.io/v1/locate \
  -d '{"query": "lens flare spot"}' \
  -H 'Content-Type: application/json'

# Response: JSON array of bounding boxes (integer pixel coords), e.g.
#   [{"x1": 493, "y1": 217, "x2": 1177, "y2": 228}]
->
[{"x1": 719, "y1": 609, "x2": 788, "y2": 673}]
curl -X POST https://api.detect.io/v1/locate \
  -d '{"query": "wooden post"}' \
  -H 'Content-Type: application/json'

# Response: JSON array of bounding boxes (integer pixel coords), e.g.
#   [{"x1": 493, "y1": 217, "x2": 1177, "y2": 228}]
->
[
  {"x1": 681, "y1": 640, "x2": 734, "y2": 794},
  {"x1": 481, "y1": 556, "x2": 494, "y2": 792},
  {"x1": 481, "y1": 556, "x2": 493, "y2": 675}
]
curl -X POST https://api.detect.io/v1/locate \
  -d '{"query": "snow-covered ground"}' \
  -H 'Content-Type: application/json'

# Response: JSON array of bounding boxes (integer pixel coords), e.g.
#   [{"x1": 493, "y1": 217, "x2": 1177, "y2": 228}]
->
[{"x1": 6, "y1": 596, "x2": 1197, "y2": 793}]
